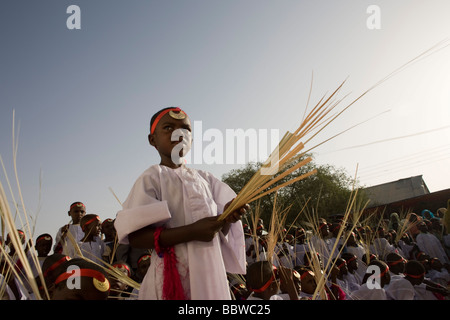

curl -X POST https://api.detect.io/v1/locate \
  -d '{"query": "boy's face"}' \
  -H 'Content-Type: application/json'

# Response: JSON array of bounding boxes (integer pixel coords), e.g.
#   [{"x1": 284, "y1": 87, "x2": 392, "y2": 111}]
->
[
  {"x1": 85, "y1": 220, "x2": 101, "y2": 237},
  {"x1": 69, "y1": 206, "x2": 86, "y2": 224},
  {"x1": 348, "y1": 257, "x2": 358, "y2": 270},
  {"x1": 36, "y1": 239, "x2": 52, "y2": 257},
  {"x1": 148, "y1": 113, "x2": 192, "y2": 167},
  {"x1": 320, "y1": 224, "x2": 329, "y2": 237},
  {"x1": 101, "y1": 221, "x2": 116, "y2": 238}
]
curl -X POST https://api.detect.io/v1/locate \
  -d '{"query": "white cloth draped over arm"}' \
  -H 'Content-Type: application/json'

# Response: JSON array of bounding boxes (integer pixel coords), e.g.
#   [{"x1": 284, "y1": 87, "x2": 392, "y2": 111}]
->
[
  {"x1": 115, "y1": 202, "x2": 171, "y2": 245},
  {"x1": 114, "y1": 169, "x2": 172, "y2": 245}
]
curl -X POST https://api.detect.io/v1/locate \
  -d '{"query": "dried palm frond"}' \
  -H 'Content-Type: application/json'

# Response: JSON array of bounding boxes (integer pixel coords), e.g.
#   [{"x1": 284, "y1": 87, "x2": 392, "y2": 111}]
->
[
  {"x1": 64, "y1": 226, "x2": 83, "y2": 258},
  {"x1": 0, "y1": 113, "x2": 46, "y2": 300},
  {"x1": 296, "y1": 169, "x2": 369, "y2": 300},
  {"x1": 264, "y1": 193, "x2": 291, "y2": 266},
  {"x1": 247, "y1": 201, "x2": 263, "y2": 262},
  {"x1": 395, "y1": 209, "x2": 416, "y2": 243},
  {"x1": 107, "y1": 187, "x2": 122, "y2": 265}
]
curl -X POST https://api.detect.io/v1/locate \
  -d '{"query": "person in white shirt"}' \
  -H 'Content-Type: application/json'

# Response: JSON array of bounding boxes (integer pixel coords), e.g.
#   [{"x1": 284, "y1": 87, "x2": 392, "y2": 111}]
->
[
  {"x1": 386, "y1": 260, "x2": 425, "y2": 300},
  {"x1": 114, "y1": 107, "x2": 248, "y2": 300},
  {"x1": 309, "y1": 219, "x2": 333, "y2": 263},
  {"x1": 415, "y1": 220, "x2": 449, "y2": 265},
  {"x1": 344, "y1": 231, "x2": 367, "y2": 280},
  {"x1": 76, "y1": 214, "x2": 106, "y2": 265},
  {"x1": 293, "y1": 227, "x2": 308, "y2": 267},
  {"x1": 370, "y1": 227, "x2": 397, "y2": 260},
  {"x1": 53, "y1": 202, "x2": 86, "y2": 256},
  {"x1": 350, "y1": 259, "x2": 390, "y2": 300},
  {"x1": 341, "y1": 252, "x2": 362, "y2": 292}
]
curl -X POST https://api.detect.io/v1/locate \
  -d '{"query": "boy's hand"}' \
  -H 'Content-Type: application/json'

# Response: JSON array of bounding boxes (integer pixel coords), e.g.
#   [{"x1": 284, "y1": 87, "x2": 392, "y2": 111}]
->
[
  {"x1": 223, "y1": 199, "x2": 250, "y2": 224},
  {"x1": 60, "y1": 224, "x2": 70, "y2": 239},
  {"x1": 190, "y1": 216, "x2": 224, "y2": 242}
]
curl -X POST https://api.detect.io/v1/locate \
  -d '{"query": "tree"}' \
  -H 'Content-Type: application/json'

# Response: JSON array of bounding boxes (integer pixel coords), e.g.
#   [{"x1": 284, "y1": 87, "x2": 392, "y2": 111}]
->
[{"x1": 221, "y1": 154, "x2": 367, "y2": 228}]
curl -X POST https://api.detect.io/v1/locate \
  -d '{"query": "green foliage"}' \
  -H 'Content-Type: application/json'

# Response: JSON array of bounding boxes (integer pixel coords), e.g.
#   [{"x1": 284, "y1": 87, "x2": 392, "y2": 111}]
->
[{"x1": 221, "y1": 154, "x2": 367, "y2": 227}]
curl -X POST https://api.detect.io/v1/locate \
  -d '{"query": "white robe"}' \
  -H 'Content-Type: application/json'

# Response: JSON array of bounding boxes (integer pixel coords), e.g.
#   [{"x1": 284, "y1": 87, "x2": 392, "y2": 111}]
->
[
  {"x1": 385, "y1": 276, "x2": 415, "y2": 300},
  {"x1": 114, "y1": 164, "x2": 246, "y2": 300},
  {"x1": 350, "y1": 283, "x2": 387, "y2": 300},
  {"x1": 416, "y1": 233, "x2": 449, "y2": 264},
  {"x1": 53, "y1": 224, "x2": 84, "y2": 257},
  {"x1": 77, "y1": 238, "x2": 106, "y2": 264},
  {"x1": 0, "y1": 274, "x2": 15, "y2": 300},
  {"x1": 309, "y1": 236, "x2": 333, "y2": 263},
  {"x1": 294, "y1": 243, "x2": 307, "y2": 266},
  {"x1": 370, "y1": 237, "x2": 397, "y2": 260}
]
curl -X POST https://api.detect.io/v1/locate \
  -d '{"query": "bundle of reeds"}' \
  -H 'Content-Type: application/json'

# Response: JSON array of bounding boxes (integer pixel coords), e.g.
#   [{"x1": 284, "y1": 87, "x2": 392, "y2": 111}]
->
[{"x1": 218, "y1": 80, "x2": 350, "y2": 221}]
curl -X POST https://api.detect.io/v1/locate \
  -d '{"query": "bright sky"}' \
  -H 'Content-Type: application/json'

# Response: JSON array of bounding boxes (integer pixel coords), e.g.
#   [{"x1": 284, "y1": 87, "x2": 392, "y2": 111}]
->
[{"x1": 1, "y1": 1, "x2": 450, "y2": 242}]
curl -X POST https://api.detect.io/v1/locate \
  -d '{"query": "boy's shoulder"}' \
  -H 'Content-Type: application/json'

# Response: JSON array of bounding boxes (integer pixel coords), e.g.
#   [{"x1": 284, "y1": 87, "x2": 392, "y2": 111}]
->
[{"x1": 141, "y1": 164, "x2": 163, "y2": 174}]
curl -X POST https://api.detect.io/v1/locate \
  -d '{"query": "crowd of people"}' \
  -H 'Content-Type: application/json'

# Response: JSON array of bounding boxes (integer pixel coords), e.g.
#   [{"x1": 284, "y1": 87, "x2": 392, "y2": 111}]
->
[
  {"x1": 0, "y1": 201, "x2": 151, "y2": 300},
  {"x1": 1, "y1": 200, "x2": 449, "y2": 301},
  {"x1": 236, "y1": 207, "x2": 450, "y2": 300}
]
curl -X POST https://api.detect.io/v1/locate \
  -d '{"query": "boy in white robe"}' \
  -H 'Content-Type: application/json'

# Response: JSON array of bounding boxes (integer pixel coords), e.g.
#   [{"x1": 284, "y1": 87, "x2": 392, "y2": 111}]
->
[
  {"x1": 349, "y1": 260, "x2": 390, "y2": 300},
  {"x1": 385, "y1": 260, "x2": 426, "y2": 300},
  {"x1": 77, "y1": 214, "x2": 106, "y2": 264},
  {"x1": 53, "y1": 202, "x2": 86, "y2": 256},
  {"x1": 114, "y1": 107, "x2": 247, "y2": 300}
]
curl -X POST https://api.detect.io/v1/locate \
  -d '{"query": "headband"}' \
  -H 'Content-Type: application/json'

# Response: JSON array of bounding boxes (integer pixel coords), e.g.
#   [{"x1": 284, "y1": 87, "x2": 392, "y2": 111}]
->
[
  {"x1": 332, "y1": 225, "x2": 341, "y2": 232},
  {"x1": 404, "y1": 272, "x2": 425, "y2": 279},
  {"x1": 150, "y1": 107, "x2": 187, "y2": 134},
  {"x1": 36, "y1": 235, "x2": 52, "y2": 244},
  {"x1": 345, "y1": 256, "x2": 356, "y2": 263},
  {"x1": 44, "y1": 256, "x2": 71, "y2": 277},
  {"x1": 70, "y1": 202, "x2": 85, "y2": 210},
  {"x1": 378, "y1": 266, "x2": 390, "y2": 278},
  {"x1": 112, "y1": 263, "x2": 131, "y2": 277},
  {"x1": 82, "y1": 216, "x2": 100, "y2": 231},
  {"x1": 300, "y1": 270, "x2": 315, "y2": 280},
  {"x1": 367, "y1": 265, "x2": 390, "y2": 278},
  {"x1": 11, "y1": 230, "x2": 26, "y2": 241},
  {"x1": 101, "y1": 218, "x2": 113, "y2": 227},
  {"x1": 137, "y1": 254, "x2": 151, "y2": 265},
  {"x1": 387, "y1": 257, "x2": 406, "y2": 267},
  {"x1": 251, "y1": 266, "x2": 278, "y2": 293},
  {"x1": 337, "y1": 260, "x2": 347, "y2": 270},
  {"x1": 54, "y1": 268, "x2": 110, "y2": 292}
]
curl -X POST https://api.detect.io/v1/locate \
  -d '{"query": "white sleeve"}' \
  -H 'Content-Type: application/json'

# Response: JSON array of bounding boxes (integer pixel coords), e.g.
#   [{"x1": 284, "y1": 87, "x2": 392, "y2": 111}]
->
[{"x1": 114, "y1": 171, "x2": 171, "y2": 244}]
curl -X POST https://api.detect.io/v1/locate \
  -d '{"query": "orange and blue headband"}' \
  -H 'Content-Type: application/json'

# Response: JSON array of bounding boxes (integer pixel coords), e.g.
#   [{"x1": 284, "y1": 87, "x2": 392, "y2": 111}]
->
[
  {"x1": 251, "y1": 266, "x2": 278, "y2": 293},
  {"x1": 150, "y1": 107, "x2": 187, "y2": 134},
  {"x1": 112, "y1": 263, "x2": 131, "y2": 277},
  {"x1": 70, "y1": 202, "x2": 85, "y2": 210},
  {"x1": 82, "y1": 216, "x2": 100, "y2": 231}
]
